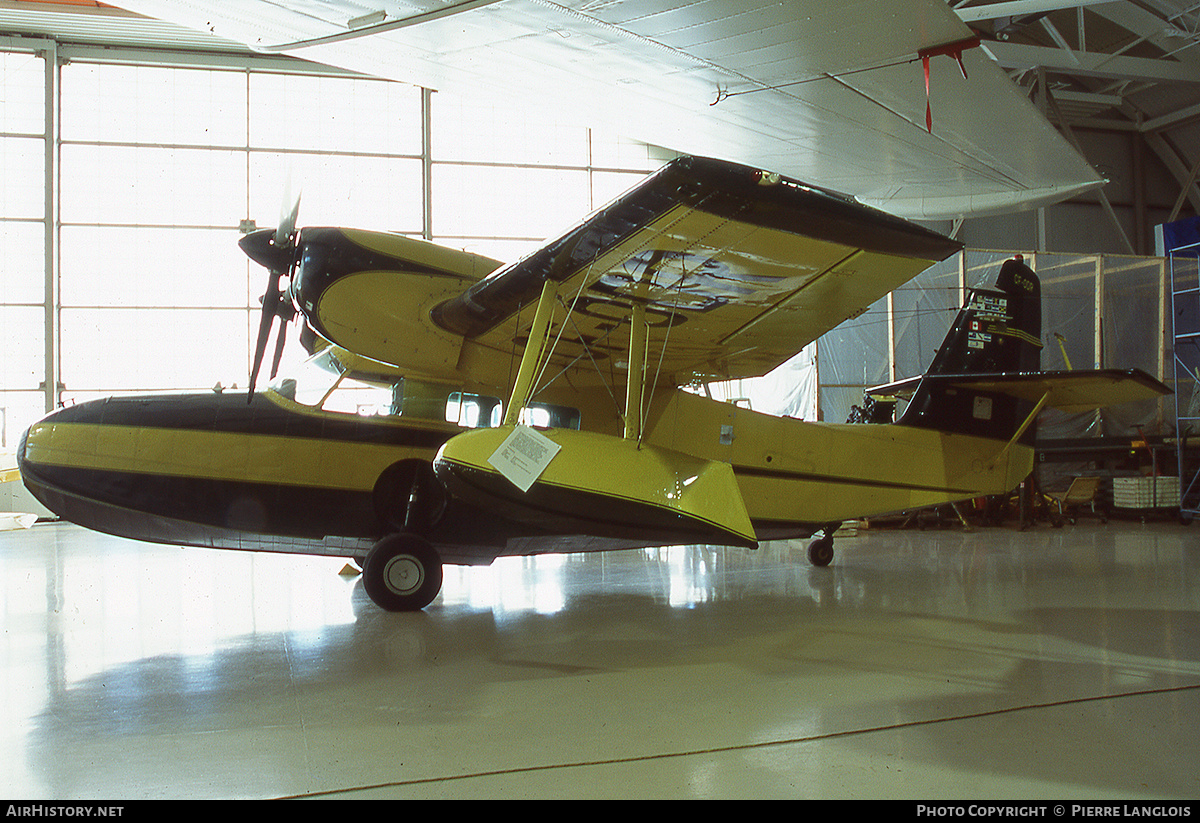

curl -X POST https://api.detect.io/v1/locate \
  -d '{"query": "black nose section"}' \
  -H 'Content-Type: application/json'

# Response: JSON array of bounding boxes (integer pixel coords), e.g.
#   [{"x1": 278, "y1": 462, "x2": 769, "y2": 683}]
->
[{"x1": 239, "y1": 227, "x2": 295, "y2": 272}]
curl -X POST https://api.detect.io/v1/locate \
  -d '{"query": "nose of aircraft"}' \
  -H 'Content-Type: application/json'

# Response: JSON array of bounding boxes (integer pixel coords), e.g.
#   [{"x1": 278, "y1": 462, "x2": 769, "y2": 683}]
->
[
  {"x1": 239, "y1": 227, "x2": 296, "y2": 272},
  {"x1": 18, "y1": 397, "x2": 110, "y2": 517},
  {"x1": 18, "y1": 392, "x2": 270, "y2": 513}
]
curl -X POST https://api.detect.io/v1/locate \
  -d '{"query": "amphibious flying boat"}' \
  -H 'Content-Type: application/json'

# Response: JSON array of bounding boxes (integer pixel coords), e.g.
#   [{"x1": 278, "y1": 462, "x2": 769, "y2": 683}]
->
[{"x1": 19, "y1": 157, "x2": 1169, "y2": 611}]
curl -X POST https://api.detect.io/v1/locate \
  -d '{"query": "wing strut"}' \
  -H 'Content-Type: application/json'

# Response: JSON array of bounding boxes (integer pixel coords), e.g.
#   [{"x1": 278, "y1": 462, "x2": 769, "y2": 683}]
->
[
  {"x1": 503, "y1": 279, "x2": 558, "y2": 427},
  {"x1": 625, "y1": 302, "x2": 648, "y2": 441},
  {"x1": 990, "y1": 390, "x2": 1050, "y2": 469}
]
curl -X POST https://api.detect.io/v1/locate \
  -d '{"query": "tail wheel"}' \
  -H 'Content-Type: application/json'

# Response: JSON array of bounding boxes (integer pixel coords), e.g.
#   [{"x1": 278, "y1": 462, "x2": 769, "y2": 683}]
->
[
  {"x1": 374, "y1": 460, "x2": 447, "y2": 535},
  {"x1": 362, "y1": 532, "x2": 443, "y2": 611},
  {"x1": 806, "y1": 527, "x2": 835, "y2": 567}
]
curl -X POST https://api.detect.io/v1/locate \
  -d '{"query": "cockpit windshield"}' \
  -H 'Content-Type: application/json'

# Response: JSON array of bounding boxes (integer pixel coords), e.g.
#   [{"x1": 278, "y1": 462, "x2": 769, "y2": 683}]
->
[
  {"x1": 270, "y1": 349, "x2": 580, "y2": 429},
  {"x1": 269, "y1": 350, "x2": 398, "y2": 416},
  {"x1": 269, "y1": 349, "x2": 345, "y2": 407}
]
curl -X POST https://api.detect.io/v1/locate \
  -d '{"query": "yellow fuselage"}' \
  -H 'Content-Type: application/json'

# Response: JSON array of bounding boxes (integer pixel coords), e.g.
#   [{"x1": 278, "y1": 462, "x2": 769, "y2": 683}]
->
[
  {"x1": 301, "y1": 233, "x2": 1031, "y2": 539},
  {"x1": 21, "y1": 229, "x2": 1031, "y2": 563}
]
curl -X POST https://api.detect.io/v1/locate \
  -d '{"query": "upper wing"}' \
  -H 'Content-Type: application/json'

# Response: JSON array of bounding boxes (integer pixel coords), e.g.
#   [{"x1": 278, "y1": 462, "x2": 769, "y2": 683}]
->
[
  {"x1": 111, "y1": 0, "x2": 1101, "y2": 219},
  {"x1": 434, "y1": 156, "x2": 962, "y2": 383}
]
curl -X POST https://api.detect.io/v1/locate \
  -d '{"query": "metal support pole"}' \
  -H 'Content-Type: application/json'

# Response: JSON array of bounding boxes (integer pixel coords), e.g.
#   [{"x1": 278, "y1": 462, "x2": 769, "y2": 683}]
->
[
  {"x1": 42, "y1": 41, "x2": 59, "y2": 414},
  {"x1": 421, "y1": 87, "x2": 434, "y2": 242}
]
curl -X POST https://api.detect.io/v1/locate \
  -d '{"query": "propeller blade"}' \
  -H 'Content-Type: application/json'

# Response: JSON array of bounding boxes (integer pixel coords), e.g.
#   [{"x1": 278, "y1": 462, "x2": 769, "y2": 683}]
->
[
  {"x1": 244, "y1": 181, "x2": 302, "y2": 402},
  {"x1": 275, "y1": 182, "x2": 301, "y2": 249},
  {"x1": 299, "y1": 319, "x2": 318, "y2": 355},
  {"x1": 248, "y1": 278, "x2": 281, "y2": 403},
  {"x1": 270, "y1": 317, "x2": 288, "y2": 380}
]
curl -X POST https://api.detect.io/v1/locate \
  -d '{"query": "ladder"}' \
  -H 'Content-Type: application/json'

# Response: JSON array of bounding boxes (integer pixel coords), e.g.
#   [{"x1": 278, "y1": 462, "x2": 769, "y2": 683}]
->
[{"x1": 1169, "y1": 234, "x2": 1200, "y2": 520}]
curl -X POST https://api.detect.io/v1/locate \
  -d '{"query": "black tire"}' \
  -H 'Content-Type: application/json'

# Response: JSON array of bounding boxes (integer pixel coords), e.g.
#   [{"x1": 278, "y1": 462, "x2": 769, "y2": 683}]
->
[
  {"x1": 807, "y1": 535, "x2": 834, "y2": 567},
  {"x1": 362, "y1": 532, "x2": 443, "y2": 611}
]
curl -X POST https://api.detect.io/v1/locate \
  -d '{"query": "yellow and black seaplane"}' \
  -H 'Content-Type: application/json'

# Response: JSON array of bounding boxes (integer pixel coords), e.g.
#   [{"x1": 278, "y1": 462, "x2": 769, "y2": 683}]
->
[{"x1": 18, "y1": 156, "x2": 1169, "y2": 611}]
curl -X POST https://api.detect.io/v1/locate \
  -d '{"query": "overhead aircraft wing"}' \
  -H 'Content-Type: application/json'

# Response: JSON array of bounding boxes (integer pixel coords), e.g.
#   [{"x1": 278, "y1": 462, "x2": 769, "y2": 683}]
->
[
  {"x1": 871, "y1": 369, "x2": 1173, "y2": 413},
  {"x1": 433, "y1": 155, "x2": 962, "y2": 384},
  {"x1": 110, "y1": 0, "x2": 1102, "y2": 219}
]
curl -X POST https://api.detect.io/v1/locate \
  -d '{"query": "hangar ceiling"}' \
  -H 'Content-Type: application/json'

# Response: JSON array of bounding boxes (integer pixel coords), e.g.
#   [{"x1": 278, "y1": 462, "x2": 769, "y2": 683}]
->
[
  {"x1": 960, "y1": 0, "x2": 1200, "y2": 219},
  {"x1": 0, "y1": 0, "x2": 1196, "y2": 218}
]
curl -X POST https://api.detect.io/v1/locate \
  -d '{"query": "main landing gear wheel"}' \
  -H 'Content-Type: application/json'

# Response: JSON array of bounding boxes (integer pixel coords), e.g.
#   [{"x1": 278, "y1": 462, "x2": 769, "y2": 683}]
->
[
  {"x1": 806, "y1": 530, "x2": 835, "y2": 567},
  {"x1": 362, "y1": 532, "x2": 443, "y2": 611}
]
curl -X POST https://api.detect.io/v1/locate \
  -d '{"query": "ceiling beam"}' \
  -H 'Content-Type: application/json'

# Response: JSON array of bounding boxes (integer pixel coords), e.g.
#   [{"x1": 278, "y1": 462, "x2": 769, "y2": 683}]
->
[
  {"x1": 953, "y1": 0, "x2": 1114, "y2": 24},
  {"x1": 1142, "y1": 130, "x2": 1200, "y2": 215},
  {"x1": 1053, "y1": 89, "x2": 1123, "y2": 107},
  {"x1": 982, "y1": 41, "x2": 1200, "y2": 83},
  {"x1": 1042, "y1": 85, "x2": 1136, "y2": 254},
  {"x1": 1141, "y1": 101, "x2": 1200, "y2": 133}
]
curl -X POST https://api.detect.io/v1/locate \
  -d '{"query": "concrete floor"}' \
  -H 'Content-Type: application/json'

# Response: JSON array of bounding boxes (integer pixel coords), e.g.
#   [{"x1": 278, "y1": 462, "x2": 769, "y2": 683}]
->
[{"x1": 1, "y1": 518, "x2": 1198, "y2": 800}]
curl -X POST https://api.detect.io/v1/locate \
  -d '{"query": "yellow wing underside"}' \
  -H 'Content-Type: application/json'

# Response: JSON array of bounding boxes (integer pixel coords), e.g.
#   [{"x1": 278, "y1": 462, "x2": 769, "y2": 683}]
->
[
  {"x1": 483, "y1": 208, "x2": 938, "y2": 383},
  {"x1": 435, "y1": 159, "x2": 961, "y2": 386}
]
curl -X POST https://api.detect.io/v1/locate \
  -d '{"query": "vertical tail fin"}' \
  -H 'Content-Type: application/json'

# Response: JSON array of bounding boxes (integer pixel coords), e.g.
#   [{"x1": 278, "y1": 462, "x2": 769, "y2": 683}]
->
[{"x1": 896, "y1": 256, "x2": 1043, "y2": 442}]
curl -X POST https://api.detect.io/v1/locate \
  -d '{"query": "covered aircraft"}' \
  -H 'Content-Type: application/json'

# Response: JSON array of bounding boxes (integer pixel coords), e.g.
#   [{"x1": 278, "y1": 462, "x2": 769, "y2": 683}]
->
[
  {"x1": 19, "y1": 156, "x2": 1169, "y2": 610},
  {"x1": 108, "y1": 0, "x2": 1103, "y2": 219}
]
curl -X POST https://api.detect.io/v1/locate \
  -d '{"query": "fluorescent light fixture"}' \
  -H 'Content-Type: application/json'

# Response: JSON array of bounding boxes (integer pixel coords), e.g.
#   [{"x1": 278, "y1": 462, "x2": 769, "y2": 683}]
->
[{"x1": 348, "y1": 10, "x2": 387, "y2": 30}]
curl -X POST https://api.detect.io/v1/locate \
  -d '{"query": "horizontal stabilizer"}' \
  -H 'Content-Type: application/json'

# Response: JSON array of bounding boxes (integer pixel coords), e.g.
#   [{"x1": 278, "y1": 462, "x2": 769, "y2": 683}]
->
[{"x1": 871, "y1": 369, "x2": 1171, "y2": 414}]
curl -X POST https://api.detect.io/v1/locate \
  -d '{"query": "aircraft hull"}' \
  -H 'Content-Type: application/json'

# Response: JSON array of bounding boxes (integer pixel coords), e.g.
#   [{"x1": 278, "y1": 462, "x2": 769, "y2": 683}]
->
[{"x1": 16, "y1": 391, "x2": 520, "y2": 564}]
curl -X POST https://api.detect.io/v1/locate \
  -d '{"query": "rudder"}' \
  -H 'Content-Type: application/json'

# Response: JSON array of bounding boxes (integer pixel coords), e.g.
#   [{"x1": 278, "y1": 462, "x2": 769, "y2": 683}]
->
[{"x1": 896, "y1": 257, "x2": 1043, "y2": 442}]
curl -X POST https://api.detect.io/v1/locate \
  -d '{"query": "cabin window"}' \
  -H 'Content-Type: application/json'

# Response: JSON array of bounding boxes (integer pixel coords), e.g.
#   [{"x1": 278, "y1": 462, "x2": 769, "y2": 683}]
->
[
  {"x1": 446, "y1": 392, "x2": 503, "y2": 428},
  {"x1": 522, "y1": 402, "x2": 581, "y2": 430},
  {"x1": 446, "y1": 391, "x2": 580, "y2": 430},
  {"x1": 320, "y1": 376, "x2": 397, "y2": 416},
  {"x1": 320, "y1": 375, "x2": 456, "y2": 420},
  {"x1": 275, "y1": 357, "x2": 579, "y2": 429}
]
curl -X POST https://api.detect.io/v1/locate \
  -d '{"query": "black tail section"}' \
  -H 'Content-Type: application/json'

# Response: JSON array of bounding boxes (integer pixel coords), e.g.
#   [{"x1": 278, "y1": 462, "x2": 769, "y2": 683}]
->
[{"x1": 897, "y1": 257, "x2": 1043, "y2": 442}]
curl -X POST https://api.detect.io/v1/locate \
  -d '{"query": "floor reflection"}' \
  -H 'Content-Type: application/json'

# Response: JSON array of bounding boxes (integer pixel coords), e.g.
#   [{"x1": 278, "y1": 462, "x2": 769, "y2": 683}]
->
[{"x1": 2, "y1": 521, "x2": 1199, "y2": 798}]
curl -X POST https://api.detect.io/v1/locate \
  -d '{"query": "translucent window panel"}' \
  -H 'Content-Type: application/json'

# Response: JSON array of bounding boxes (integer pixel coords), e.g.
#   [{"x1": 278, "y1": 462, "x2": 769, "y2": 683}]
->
[
  {"x1": 1102, "y1": 256, "x2": 1166, "y2": 376},
  {"x1": 61, "y1": 307, "x2": 250, "y2": 391},
  {"x1": 1036, "y1": 254, "x2": 1100, "y2": 371},
  {"x1": 0, "y1": 137, "x2": 44, "y2": 219},
  {"x1": 0, "y1": 391, "x2": 46, "y2": 448},
  {"x1": 250, "y1": 73, "x2": 421, "y2": 155},
  {"x1": 1101, "y1": 256, "x2": 1169, "y2": 434},
  {"x1": 590, "y1": 170, "x2": 650, "y2": 210},
  {"x1": 61, "y1": 63, "x2": 247, "y2": 146},
  {"x1": 817, "y1": 297, "x2": 889, "y2": 423},
  {"x1": 0, "y1": 306, "x2": 43, "y2": 390},
  {"x1": 432, "y1": 163, "x2": 590, "y2": 240},
  {"x1": 61, "y1": 226, "x2": 249, "y2": 308},
  {"x1": 249, "y1": 152, "x2": 423, "y2": 233},
  {"x1": 964, "y1": 250, "x2": 1019, "y2": 291},
  {"x1": 431, "y1": 92, "x2": 588, "y2": 166},
  {"x1": 432, "y1": 236, "x2": 541, "y2": 263},
  {"x1": 61, "y1": 144, "x2": 246, "y2": 227},
  {"x1": 0, "y1": 52, "x2": 44, "y2": 135},
  {"x1": 0, "y1": 222, "x2": 45, "y2": 304},
  {"x1": 588, "y1": 130, "x2": 667, "y2": 172},
  {"x1": 892, "y1": 257, "x2": 962, "y2": 379}
]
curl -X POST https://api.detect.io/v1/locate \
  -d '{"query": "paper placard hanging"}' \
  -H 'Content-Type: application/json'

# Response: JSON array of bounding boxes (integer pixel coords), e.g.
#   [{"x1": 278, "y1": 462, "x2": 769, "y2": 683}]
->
[{"x1": 487, "y1": 425, "x2": 562, "y2": 493}]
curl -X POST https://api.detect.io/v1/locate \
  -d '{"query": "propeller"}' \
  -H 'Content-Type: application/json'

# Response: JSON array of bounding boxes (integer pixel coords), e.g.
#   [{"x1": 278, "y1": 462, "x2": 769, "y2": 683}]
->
[{"x1": 239, "y1": 186, "x2": 302, "y2": 402}]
